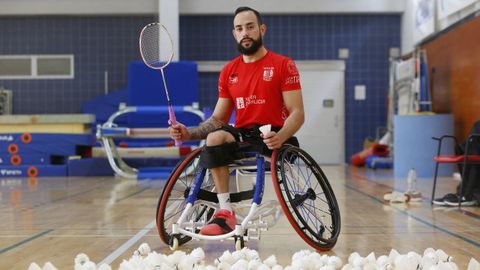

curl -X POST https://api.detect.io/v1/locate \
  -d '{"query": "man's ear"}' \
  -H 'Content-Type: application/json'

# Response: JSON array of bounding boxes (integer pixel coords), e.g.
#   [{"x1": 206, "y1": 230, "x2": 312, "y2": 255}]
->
[{"x1": 260, "y1": 24, "x2": 267, "y2": 36}]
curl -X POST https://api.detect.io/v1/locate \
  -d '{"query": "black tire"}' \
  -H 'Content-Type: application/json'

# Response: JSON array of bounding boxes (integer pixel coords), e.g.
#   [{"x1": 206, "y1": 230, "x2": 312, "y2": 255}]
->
[
  {"x1": 271, "y1": 145, "x2": 341, "y2": 251},
  {"x1": 156, "y1": 148, "x2": 215, "y2": 246}
]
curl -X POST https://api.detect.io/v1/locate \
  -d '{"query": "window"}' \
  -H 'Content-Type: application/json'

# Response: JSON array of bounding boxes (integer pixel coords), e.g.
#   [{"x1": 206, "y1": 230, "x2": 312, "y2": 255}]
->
[{"x1": 0, "y1": 55, "x2": 74, "y2": 79}]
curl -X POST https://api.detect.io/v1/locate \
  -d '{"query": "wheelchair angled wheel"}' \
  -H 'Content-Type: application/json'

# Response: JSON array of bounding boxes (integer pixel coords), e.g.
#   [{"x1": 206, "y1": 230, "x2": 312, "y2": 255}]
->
[
  {"x1": 271, "y1": 145, "x2": 341, "y2": 251},
  {"x1": 156, "y1": 147, "x2": 215, "y2": 246}
]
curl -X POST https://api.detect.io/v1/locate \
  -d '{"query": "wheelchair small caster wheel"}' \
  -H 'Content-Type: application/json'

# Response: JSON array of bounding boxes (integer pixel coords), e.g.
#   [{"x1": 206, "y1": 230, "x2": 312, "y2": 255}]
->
[
  {"x1": 234, "y1": 236, "x2": 245, "y2": 250},
  {"x1": 169, "y1": 235, "x2": 179, "y2": 250}
]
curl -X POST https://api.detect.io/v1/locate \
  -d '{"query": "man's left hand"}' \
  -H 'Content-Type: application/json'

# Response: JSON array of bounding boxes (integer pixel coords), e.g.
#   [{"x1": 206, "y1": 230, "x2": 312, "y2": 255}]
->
[{"x1": 262, "y1": 131, "x2": 285, "y2": 150}]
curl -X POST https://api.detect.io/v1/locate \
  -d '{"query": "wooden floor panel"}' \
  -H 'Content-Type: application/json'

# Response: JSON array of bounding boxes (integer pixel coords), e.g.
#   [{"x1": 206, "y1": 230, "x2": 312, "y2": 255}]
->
[{"x1": 1, "y1": 166, "x2": 479, "y2": 269}]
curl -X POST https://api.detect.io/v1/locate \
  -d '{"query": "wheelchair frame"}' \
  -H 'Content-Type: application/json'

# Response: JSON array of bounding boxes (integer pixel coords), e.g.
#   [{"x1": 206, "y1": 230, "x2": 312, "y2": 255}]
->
[{"x1": 156, "y1": 144, "x2": 341, "y2": 251}]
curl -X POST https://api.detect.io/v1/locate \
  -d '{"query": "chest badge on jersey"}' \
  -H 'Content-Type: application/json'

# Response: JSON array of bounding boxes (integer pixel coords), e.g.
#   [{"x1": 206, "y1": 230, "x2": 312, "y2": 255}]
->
[
  {"x1": 229, "y1": 73, "x2": 239, "y2": 84},
  {"x1": 263, "y1": 67, "x2": 274, "y2": 81}
]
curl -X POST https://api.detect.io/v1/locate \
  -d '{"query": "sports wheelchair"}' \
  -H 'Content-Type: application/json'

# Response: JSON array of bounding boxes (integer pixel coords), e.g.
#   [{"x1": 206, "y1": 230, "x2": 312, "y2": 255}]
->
[{"x1": 156, "y1": 143, "x2": 341, "y2": 251}]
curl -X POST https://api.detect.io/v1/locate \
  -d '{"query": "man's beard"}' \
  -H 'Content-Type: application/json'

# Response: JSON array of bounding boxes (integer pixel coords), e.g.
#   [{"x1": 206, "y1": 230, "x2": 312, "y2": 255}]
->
[{"x1": 237, "y1": 36, "x2": 263, "y2": 55}]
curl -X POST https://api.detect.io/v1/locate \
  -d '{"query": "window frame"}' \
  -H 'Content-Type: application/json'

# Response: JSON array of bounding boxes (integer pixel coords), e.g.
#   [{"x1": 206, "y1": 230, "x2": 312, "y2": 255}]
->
[{"x1": 0, "y1": 54, "x2": 74, "y2": 79}]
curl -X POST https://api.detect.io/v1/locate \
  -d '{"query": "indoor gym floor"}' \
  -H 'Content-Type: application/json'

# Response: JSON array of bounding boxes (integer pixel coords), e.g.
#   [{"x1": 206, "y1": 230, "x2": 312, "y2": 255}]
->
[{"x1": 1, "y1": 166, "x2": 479, "y2": 269}]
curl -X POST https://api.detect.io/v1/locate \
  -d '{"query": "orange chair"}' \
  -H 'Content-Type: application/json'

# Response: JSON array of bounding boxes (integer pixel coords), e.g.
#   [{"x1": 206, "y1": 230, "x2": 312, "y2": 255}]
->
[{"x1": 431, "y1": 134, "x2": 480, "y2": 206}]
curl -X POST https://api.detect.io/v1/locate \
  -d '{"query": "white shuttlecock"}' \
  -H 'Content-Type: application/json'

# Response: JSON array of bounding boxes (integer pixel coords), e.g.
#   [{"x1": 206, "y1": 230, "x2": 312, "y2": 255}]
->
[
  {"x1": 388, "y1": 249, "x2": 400, "y2": 262},
  {"x1": 327, "y1": 256, "x2": 343, "y2": 269},
  {"x1": 179, "y1": 256, "x2": 196, "y2": 270},
  {"x1": 259, "y1": 124, "x2": 271, "y2": 136},
  {"x1": 82, "y1": 261, "x2": 97, "y2": 270},
  {"x1": 257, "y1": 264, "x2": 271, "y2": 270},
  {"x1": 160, "y1": 262, "x2": 175, "y2": 270},
  {"x1": 190, "y1": 247, "x2": 206, "y2": 264},
  {"x1": 376, "y1": 255, "x2": 390, "y2": 268},
  {"x1": 292, "y1": 249, "x2": 312, "y2": 262},
  {"x1": 320, "y1": 265, "x2": 336, "y2": 270},
  {"x1": 217, "y1": 261, "x2": 232, "y2": 270},
  {"x1": 340, "y1": 264, "x2": 353, "y2": 270},
  {"x1": 395, "y1": 254, "x2": 419, "y2": 270},
  {"x1": 348, "y1": 252, "x2": 361, "y2": 265},
  {"x1": 437, "y1": 261, "x2": 459, "y2": 270},
  {"x1": 42, "y1": 262, "x2": 58, "y2": 270},
  {"x1": 231, "y1": 259, "x2": 248, "y2": 270},
  {"x1": 424, "y1": 248, "x2": 436, "y2": 257},
  {"x1": 263, "y1": 255, "x2": 277, "y2": 268},
  {"x1": 248, "y1": 260, "x2": 262, "y2": 270},
  {"x1": 168, "y1": 250, "x2": 187, "y2": 266},
  {"x1": 232, "y1": 250, "x2": 247, "y2": 262},
  {"x1": 28, "y1": 263, "x2": 42, "y2": 270},
  {"x1": 272, "y1": 265, "x2": 284, "y2": 270},
  {"x1": 217, "y1": 250, "x2": 235, "y2": 265},
  {"x1": 145, "y1": 252, "x2": 167, "y2": 268},
  {"x1": 74, "y1": 253, "x2": 90, "y2": 266},
  {"x1": 367, "y1": 252, "x2": 376, "y2": 263},
  {"x1": 352, "y1": 256, "x2": 365, "y2": 267},
  {"x1": 136, "y1": 242, "x2": 151, "y2": 256},
  {"x1": 468, "y1": 258, "x2": 480, "y2": 270},
  {"x1": 246, "y1": 249, "x2": 261, "y2": 262}
]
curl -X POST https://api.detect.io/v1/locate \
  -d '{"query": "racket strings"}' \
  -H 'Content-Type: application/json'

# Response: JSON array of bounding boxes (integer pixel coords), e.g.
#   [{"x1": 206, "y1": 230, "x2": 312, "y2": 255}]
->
[{"x1": 140, "y1": 24, "x2": 173, "y2": 69}]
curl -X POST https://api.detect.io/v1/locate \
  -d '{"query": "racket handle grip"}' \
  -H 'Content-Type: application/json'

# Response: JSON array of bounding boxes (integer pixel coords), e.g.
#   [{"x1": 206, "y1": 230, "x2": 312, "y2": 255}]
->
[{"x1": 168, "y1": 106, "x2": 182, "y2": 146}]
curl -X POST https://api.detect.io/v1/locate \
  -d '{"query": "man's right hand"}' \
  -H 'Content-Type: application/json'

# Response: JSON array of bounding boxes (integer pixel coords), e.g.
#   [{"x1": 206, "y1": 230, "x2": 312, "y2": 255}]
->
[{"x1": 169, "y1": 122, "x2": 191, "y2": 141}]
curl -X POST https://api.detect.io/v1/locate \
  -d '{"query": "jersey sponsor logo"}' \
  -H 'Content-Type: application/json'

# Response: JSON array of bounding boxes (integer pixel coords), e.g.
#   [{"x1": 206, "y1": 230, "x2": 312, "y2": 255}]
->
[
  {"x1": 229, "y1": 73, "x2": 239, "y2": 84},
  {"x1": 263, "y1": 67, "x2": 274, "y2": 81},
  {"x1": 287, "y1": 60, "x2": 299, "y2": 75},
  {"x1": 285, "y1": 75, "x2": 300, "y2": 85},
  {"x1": 236, "y1": 95, "x2": 266, "y2": 110},
  {"x1": 236, "y1": 97, "x2": 245, "y2": 109}
]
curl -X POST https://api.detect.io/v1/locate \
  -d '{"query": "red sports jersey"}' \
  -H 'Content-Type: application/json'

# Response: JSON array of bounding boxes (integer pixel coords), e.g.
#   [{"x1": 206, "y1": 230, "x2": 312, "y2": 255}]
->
[{"x1": 218, "y1": 50, "x2": 302, "y2": 128}]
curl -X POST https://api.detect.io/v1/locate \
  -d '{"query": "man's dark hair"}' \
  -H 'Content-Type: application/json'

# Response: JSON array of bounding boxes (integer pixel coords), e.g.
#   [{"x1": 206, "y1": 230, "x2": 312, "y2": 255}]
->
[{"x1": 234, "y1": 6, "x2": 263, "y2": 25}]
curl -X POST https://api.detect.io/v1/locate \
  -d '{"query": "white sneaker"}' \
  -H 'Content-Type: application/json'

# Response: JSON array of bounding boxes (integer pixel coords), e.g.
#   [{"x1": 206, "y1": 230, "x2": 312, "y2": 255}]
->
[{"x1": 384, "y1": 191, "x2": 411, "y2": 203}]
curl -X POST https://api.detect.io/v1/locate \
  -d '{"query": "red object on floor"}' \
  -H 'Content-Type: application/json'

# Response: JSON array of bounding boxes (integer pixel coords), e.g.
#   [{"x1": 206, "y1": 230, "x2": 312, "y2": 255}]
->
[{"x1": 351, "y1": 144, "x2": 390, "y2": 166}]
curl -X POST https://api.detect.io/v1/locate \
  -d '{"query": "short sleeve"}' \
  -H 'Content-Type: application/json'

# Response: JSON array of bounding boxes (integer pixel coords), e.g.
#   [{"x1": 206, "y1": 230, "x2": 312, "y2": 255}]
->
[
  {"x1": 281, "y1": 59, "x2": 302, "y2": 91},
  {"x1": 218, "y1": 67, "x2": 232, "y2": 98}
]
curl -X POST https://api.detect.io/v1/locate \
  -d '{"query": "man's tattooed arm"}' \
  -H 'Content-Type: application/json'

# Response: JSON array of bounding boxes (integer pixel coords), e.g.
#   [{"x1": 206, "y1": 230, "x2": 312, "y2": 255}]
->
[{"x1": 188, "y1": 116, "x2": 224, "y2": 140}]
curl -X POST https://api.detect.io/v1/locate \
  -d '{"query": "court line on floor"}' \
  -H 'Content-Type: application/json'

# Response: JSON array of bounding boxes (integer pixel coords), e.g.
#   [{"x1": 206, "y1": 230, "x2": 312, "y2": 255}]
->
[
  {"x1": 98, "y1": 219, "x2": 156, "y2": 266},
  {"x1": 115, "y1": 187, "x2": 151, "y2": 203},
  {"x1": 345, "y1": 184, "x2": 480, "y2": 248},
  {"x1": 0, "y1": 229, "x2": 54, "y2": 254}
]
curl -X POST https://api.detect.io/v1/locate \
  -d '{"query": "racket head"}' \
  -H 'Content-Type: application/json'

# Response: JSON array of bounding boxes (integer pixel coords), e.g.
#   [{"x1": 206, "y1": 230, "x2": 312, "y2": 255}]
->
[{"x1": 139, "y1": 22, "x2": 174, "y2": 70}]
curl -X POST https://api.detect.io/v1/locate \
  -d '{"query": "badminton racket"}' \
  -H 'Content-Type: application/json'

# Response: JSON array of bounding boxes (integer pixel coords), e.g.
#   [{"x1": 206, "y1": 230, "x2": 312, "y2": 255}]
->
[{"x1": 139, "y1": 22, "x2": 181, "y2": 146}]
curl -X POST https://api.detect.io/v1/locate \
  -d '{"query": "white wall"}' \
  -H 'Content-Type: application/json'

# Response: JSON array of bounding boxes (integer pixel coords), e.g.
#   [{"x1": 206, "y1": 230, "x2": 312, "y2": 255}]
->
[
  {"x1": 401, "y1": 0, "x2": 480, "y2": 56},
  {"x1": 0, "y1": 0, "x2": 404, "y2": 15},
  {"x1": 401, "y1": 0, "x2": 416, "y2": 55}
]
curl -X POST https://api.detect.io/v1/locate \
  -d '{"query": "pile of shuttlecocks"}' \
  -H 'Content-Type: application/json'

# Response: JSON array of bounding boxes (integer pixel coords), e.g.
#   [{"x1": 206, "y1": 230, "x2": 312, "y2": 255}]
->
[{"x1": 28, "y1": 243, "x2": 480, "y2": 270}]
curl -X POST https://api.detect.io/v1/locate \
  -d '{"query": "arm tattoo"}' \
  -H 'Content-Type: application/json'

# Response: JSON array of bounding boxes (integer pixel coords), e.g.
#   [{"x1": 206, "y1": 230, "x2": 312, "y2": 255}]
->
[{"x1": 189, "y1": 116, "x2": 224, "y2": 140}]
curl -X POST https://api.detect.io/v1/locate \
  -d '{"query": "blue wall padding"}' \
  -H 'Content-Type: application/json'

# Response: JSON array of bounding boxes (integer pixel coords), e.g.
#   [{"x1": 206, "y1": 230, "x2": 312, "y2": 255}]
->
[
  {"x1": 82, "y1": 88, "x2": 129, "y2": 124},
  {"x1": 394, "y1": 114, "x2": 454, "y2": 178},
  {"x1": 137, "y1": 167, "x2": 173, "y2": 180},
  {"x1": 2, "y1": 143, "x2": 78, "y2": 156},
  {"x1": 127, "y1": 61, "x2": 200, "y2": 128},
  {"x1": 0, "y1": 154, "x2": 50, "y2": 165},
  {"x1": 0, "y1": 133, "x2": 95, "y2": 147},
  {"x1": 127, "y1": 110, "x2": 203, "y2": 128},
  {"x1": 128, "y1": 61, "x2": 198, "y2": 106},
  {"x1": 67, "y1": 158, "x2": 114, "y2": 176},
  {"x1": 0, "y1": 165, "x2": 67, "y2": 177}
]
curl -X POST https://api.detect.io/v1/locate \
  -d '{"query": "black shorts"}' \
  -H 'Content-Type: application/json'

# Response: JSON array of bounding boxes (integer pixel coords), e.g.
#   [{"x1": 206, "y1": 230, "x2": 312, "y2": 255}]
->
[
  {"x1": 199, "y1": 124, "x2": 300, "y2": 169},
  {"x1": 220, "y1": 125, "x2": 299, "y2": 156}
]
